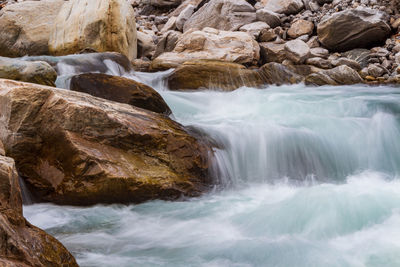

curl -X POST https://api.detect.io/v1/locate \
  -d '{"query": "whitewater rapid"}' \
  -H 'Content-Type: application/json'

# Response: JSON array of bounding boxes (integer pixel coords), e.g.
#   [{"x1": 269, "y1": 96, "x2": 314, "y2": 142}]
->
[{"x1": 23, "y1": 64, "x2": 400, "y2": 266}]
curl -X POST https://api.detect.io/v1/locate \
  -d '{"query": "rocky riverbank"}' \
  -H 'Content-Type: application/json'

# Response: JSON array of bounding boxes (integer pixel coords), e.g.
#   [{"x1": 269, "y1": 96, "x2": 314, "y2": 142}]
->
[
  {"x1": 0, "y1": 0, "x2": 399, "y2": 87},
  {"x1": 0, "y1": 0, "x2": 399, "y2": 265}
]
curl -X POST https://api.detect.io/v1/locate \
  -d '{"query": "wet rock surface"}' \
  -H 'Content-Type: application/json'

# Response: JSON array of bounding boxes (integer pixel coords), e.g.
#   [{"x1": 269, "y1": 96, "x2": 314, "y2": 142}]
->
[
  {"x1": 70, "y1": 73, "x2": 172, "y2": 114},
  {"x1": 0, "y1": 155, "x2": 78, "y2": 266},
  {"x1": 0, "y1": 57, "x2": 57, "y2": 87},
  {"x1": 0, "y1": 79, "x2": 212, "y2": 206}
]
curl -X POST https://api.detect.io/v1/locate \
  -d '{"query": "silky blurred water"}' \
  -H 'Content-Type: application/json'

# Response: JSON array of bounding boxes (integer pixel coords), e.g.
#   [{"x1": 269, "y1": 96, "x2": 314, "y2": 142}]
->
[{"x1": 24, "y1": 69, "x2": 400, "y2": 267}]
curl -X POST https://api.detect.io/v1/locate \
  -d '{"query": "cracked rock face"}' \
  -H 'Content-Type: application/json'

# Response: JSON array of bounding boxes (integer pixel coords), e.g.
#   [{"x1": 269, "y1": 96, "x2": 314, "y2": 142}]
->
[
  {"x1": 317, "y1": 8, "x2": 391, "y2": 52},
  {"x1": 0, "y1": 79, "x2": 212, "y2": 206},
  {"x1": 49, "y1": 0, "x2": 138, "y2": 60},
  {"x1": 0, "y1": 0, "x2": 64, "y2": 57},
  {"x1": 152, "y1": 27, "x2": 260, "y2": 70}
]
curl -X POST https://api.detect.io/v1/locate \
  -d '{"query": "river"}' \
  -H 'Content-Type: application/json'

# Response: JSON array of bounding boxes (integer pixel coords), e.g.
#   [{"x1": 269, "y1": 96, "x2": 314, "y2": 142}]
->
[{"x1": 23, "y1": 59, "x2": 400, "y2": 267}]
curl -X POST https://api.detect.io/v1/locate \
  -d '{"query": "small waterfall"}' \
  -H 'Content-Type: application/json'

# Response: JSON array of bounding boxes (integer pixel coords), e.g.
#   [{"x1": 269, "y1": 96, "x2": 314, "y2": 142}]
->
[{"x1": 19, "y1": 176, "x2": 34, "y2": 205}]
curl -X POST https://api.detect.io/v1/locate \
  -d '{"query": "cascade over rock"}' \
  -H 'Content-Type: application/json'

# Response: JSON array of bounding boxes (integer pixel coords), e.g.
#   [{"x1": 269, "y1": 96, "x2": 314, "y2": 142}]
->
[
  {"x1": 167, "y1": 60, "x2": 265, "y2": 91},
  {"x1": 0, "y1": 79, "x2": 211, "y2": 205},
  {"x1": 49, "y1": 0, "x2": 137, "y2": 61}
]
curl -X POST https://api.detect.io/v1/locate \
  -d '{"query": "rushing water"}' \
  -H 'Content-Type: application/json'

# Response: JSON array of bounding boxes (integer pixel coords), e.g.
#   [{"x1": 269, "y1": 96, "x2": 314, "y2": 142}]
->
[{"x1": 23, "y1": 60, "x2": 400, "y2": 266}]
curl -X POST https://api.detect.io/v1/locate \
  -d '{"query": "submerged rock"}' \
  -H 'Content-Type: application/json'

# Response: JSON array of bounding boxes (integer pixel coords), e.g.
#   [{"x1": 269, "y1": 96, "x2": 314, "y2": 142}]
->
[
  {"x1": 151, "y1": 28, "x2": 260, "y2": 70},
  {"x1": 49, "y1": 0, "x2": 137, "y2": 60},
  {"x1": 0, "y1": 79, "x2": 211, "y2": 205},
  {"x1": 305, "y1": 65, "x2": 363, "y2": 85},
  {"x1": 70, "y1": 73, "x2": 172, "y2": 115},
  {"x1": 0, "y1": 0, "x2": 64, "y2": 57},
  {"x1": 0, "y1": 57, "x2": 57, "y2": 86},
  {"x1": 317, "y1": 8, "x2": 391, "y2": 52},
  {"x1": 167, "y1": 60, "x2": 264, "y2": 91},
  {"x1": 0, "y1": 155, "x2": 78, "y2": 266}
]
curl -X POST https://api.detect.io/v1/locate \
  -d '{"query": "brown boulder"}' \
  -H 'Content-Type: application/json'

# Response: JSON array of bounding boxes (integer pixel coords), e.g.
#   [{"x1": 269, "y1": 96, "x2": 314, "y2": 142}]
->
[
  {"x1": 0, "y1": 0, "x2": 64, "y2": 57},
  {"x1": 317, "y1": 8, "x2": 391, "y2": 52},
  {"x1": 0, "y1": 155, "x2": 78, "y2": 266},
  {"x1": 287, "y1": 19, "x2": 314, "y2": 39},
  {"x1": 0, "y1": 79, "x2": 211, "y2": 205},
  {"x1": 70, "y1": 73, "x2": 171, "y2": 115},
  {"x1": 167, "y1": 60, "x2": 264, "y2": 91}
]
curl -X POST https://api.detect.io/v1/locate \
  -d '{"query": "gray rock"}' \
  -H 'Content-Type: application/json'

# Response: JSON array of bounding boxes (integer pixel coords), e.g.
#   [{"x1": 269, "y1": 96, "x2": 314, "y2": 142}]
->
[
  {"x1": 306, "y1": 57, "x2": 333, "y2": 68},
  {"x1": 284, "y1": 39, "x2": 310, "y2": 64},
  {"x1": 332, "y1": 57, "x2": 361, "y2": 71},
  {"x1": 370, "y1": 47, "x2": 390, "y2": 57},
  {"x1": 240, "y1": 22, "x2": 270, "y2": 39},
  {"x1": 153, "y1": 30, "x2": 182, "y2": 59},
  {"x1": 305, "y1": 65, "x2": 363, "y2": 85},
  {"x1": 0, "y1": 57, "x2": 57, "y2": 86},
  {"x1": 317, "y1": 8, "x2": 391, "y2": 51},
  {"x1": 367, "y1": 63, "x2": 386, "y2": 77},
  {"x1": 259, "y1": 0, "x2": 304, "y2": 15},
  {"x1": 342, "y1": 49, "x2": 371, "y2": 69},
  {"x1": 137, "y1": 31, "x2": 156, "y2": 59},
  {"x1": 310, "y1": 47, "x2": 329, "y2": 58},
  {"x1": 176, "y1": 4, "x2": 195, "y2": 31},
  {"x1": 161, "y1": 16, "x2": 177, "y2": 33},
  {"x1": 259, "y1": 42, "x2": 286, "y2": 63},
  {"x1": 183, "y1": 0, "x2": 256, "y2": 32},
  {"x1": 307, "y1": 36, "x2": 320, "y2": 48},
  {"x1": 256, "y1": 9, "x2": 281, "y2": 28}
]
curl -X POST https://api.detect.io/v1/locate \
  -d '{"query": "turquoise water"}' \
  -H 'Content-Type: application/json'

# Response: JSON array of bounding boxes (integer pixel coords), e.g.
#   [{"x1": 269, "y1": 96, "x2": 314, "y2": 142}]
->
[{"x1": 24, "y1": 77, "x2": 400, "y2": 266}]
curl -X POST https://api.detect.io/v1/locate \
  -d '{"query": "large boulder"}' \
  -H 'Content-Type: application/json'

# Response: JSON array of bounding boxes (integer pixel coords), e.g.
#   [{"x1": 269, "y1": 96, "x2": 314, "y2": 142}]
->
[
  {"x1": 70, "y1": 73, "x2": 172, "y2": 115},
  {"x1": 183, "y1": 0, "x2": 256, "y2": 32},
  {"x1": 305, "y1": 65, "x2": 363, "y2": 85},
  {"x1": 49, "y1": 0, "x2": 137, "y2": 61},
  {"x1": 0, "y1": 57, "x2": 57, "y2": 87},
  {"x1": 317, "y1": 8, "x2": 391, "y2": 52},
  {"x1": 0, "y1": 155, "x2": 78, "y2": 266},
  {"x1": 0, "y1": 0, "x2": 64, "y2": 57},
  {"x1": 151, "y1": 28, "x2": 260, "y2": 70},
  {"x1": 167, "y1": 60, "x2": 264, "y2": 91},
  {"x1": 0, "y1": 79, "x2": 211, "y2": 205},
  {"x1": 256, "y1": 8, "x2": 281, "y2": 28},
  {"x1": 259, "y1": 0, "x2": 304, "y2": 15}
]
